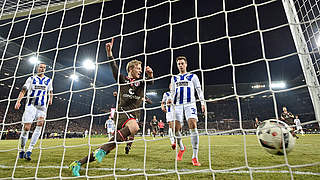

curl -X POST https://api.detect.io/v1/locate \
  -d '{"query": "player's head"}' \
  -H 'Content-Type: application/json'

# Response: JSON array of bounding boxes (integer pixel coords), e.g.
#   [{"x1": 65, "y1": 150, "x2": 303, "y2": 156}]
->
[
  {"x1": 295, "y1": 115, "x2": 298, "y2": 118},
  {"x1": 160, "y1": 120, "x2": 162, "y2": 122},
  {"x1": 127, "y1": 60, "x2": 142, "y2": 79},
  {"x1": 176, "y1": 56, "x2": 187, "y2": 74},
  {"x1": 282, "y1": 106, "x2": 287, "y2": 112},
  {"x1": 37, "y1": 63, "x2": 46, "y2": 75},
  {"x1": 153, "y1": 115, "x2": 156, "y2": 119}
]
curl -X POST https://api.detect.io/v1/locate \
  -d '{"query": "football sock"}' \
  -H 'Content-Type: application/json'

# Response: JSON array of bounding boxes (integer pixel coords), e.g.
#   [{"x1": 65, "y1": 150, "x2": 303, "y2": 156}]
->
[
  {"x1": 27, "y1": 126, "x2": 42, "y2": 152},
  {"x1": 168, "y1": 128, "x2": 175, "y2": 145},
  {"x1": 190, "y1": 128, "x2": 199, "y2": 159},
  {"x1": 100, "y1": 126, "x2": 131, "y2": 153},
  {"x1": 20, "y1": 129, "x2": 29, "y2": 151},
  {"x1": 79, "y1": 127, "x2": 131, "y2": 165},
  {"x1": 127, "y1": 135, "x2": 134, "y2": 148},
  {"x1": 175, "y1": 131, "x2": 184, "y2": 151}
]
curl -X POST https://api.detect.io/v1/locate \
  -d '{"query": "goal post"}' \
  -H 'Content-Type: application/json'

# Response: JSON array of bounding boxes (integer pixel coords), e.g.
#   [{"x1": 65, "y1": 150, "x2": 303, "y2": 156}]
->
[{"x1": 282, "y1": 0, "x2": 320, "y2": 125}]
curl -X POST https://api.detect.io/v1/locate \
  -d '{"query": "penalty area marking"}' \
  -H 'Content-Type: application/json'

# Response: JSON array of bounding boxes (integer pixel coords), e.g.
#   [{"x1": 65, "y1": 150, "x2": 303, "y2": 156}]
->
[{"x1": 0, "y1": 165, "x2": 319, "y2": 176}]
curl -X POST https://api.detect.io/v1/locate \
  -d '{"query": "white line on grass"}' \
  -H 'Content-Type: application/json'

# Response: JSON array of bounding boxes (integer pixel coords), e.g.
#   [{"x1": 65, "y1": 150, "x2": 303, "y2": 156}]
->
[{"x1": 0, "y1": 165, "x2": 319, "y2": 176}]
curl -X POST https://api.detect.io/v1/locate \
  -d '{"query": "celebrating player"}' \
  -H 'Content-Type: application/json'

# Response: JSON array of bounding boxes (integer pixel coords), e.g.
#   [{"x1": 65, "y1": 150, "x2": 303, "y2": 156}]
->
[
  {"x1": 161, "y1": 85, "x2": 175, "y2": 148},
  {"x1": 280, "y1": 106, "x2": 298, "y2": 139},
  {"x1": 105, "y1": 116, "x2": 115, "y2": 139},
  {"x1": 167, "y1": 56, "x2": 205, "y2": 166},
  {"x1": 150, "y1": 115, "x2": 158, "y2": 139},
  {"x1": 15, "y1": 63, "x2": 53, "y2": 161},
  {"x1": 70, "y1": 38, "x2": 154, "y2": 176},
  {"x1": 294, "y1": 115, "x2": 304, "y2": 136}
]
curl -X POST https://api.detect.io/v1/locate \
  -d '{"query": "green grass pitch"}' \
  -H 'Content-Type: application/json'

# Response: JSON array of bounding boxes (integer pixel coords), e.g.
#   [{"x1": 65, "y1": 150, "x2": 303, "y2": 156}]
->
[{"x1": 0, "y1": 134, "x2": 319, "y2": 179}]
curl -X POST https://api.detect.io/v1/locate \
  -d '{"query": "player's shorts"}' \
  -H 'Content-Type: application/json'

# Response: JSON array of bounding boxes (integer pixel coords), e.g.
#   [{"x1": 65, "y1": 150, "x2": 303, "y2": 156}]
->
[
  {"x1": 114, "y1": 110, "x2": 138, "y2": 130},
  {"x1": 159, "y1": 128, "x2": 164, "y2": 133},
  {"x1": 166, "y1": 111, "x2": 174, "y2": 122},
  {"x1": 151, "y1": 126, "x2": 158, "y2": 132},
  {"x1": 22, "y1": 105, "x2": 47, "y2": 123},
  {"x1": 107, "y1": 128, "x2": 114, "y2": 133},
  {"x1": 174, "y1": 103, "x2": 198, "y2": 123},
  {"x1": 296, "y1": 126, "x2": 303, "y2": 130}
]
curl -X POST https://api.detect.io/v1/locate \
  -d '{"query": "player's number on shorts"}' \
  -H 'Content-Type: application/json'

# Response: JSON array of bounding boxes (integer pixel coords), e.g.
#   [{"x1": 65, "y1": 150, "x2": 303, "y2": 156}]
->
[{"x1": 191, "y1": 108, "x2": 196, "y2": 115}]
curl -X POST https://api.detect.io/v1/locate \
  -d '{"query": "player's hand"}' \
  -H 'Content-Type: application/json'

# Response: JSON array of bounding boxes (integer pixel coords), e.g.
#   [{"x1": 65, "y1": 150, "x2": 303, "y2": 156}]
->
[
  {"x1": 161, "y1": 106, "x2": 167, "y2": 113},
  {"x1": 113, "y1": 91, "x2": 117, "y2": 97},
  {"x1": 105, "y1": 38, "x2": 114, "y2": 57},
  {"x1": 15, "y1": 102, "x2": 21, "y2": 110},
  {"x1": 201, "y1": 104, "x2": 206, "y2": 113},
  {"x1": 145, "y1": 66, "x2": 153, "y2": 78},
  {"x1": 48, "y1": 99, "x2": 53, "y2": 105}
]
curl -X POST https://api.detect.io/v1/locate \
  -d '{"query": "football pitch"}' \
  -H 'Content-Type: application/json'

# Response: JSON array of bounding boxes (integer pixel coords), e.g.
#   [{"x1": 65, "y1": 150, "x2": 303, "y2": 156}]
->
[{"x1": 0, "y1": 134, "x2": 319, "y2": 179}]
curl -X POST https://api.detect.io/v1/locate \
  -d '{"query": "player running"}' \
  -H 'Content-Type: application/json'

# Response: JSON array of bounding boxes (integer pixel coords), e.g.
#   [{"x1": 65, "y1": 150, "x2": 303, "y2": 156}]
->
[
  {"x1": 167, "y1": 56, "x2": 206, "y2": 166},
  {"x1": 70, "y1": 38, "x2": 154, "y2": 176},
  {"x1": 15, "y1": 63, "x2": 53, "y2": 161},
  {"x1": 161, "y1": 86, "x2": 176, "y2": 149}
]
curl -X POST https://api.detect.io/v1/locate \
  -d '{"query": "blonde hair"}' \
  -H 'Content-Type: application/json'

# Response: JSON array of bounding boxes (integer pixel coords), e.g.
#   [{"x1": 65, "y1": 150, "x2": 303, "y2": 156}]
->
[
  {"x1": 126, "y1": 60, "x2": 142, "y2": 73},
  {"x1": 176, "y1": 56, "x2": 187, "y2": 63}
]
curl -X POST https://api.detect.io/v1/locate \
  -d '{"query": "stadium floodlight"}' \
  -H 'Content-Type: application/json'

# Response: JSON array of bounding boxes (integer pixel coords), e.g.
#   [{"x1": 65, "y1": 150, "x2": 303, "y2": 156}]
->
[
  {"x1": 70, "y1": 74, "x2": 78, "y2": 81},
  {"x1": 29, "y1": 56, "x2": 39, "y2": 64},
  {"x1": 82, "y1": 59, "x2": 95, "y2": 70},
  {"x1": 270, "y1": 81, "x2": 286, "y2": 89}
]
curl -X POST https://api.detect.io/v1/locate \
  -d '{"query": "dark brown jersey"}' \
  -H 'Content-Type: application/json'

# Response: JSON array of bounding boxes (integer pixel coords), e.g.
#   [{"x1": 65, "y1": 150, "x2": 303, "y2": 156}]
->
[
  {"x1": 281, "y1": 112, "x2": 294, "y2": 125},
  {"x1": 109, "y1": 56, "x2": 153, "y2": 120}
]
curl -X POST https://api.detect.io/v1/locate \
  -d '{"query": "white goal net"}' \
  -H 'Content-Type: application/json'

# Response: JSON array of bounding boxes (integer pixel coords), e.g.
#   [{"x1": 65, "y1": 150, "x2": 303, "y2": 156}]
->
[{"x1": 0, "y1": 0, "x2": 319, "y2": 179}]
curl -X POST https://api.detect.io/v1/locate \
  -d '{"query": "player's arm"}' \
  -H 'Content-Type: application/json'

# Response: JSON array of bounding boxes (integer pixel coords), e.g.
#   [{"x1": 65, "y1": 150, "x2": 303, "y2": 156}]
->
[
  {"x1": 106, "y1": 38, "x2": 125, "y2": 83},
  {"x1": 161, "y1": 93, "x2": 167, "y2": 113},
  {"x1": 145, "y1": 96, "x2": 153, "y2": 104},
  {"x1": 145, "y1": 66, "x2": 154, "y2": 85},
  {"x1": 48, "y1": 80, "x2": 53, "y2": 105},
  {"x1": 15, "y1": 77, "x2": 31, "y2": 110},
  {"x1": 280, "y1": 113, "x2": 285, "y2": 120},
  {"x1": 15, "y1": 88, "x2": 27, "y2": 110},
  {"x1": 193, "y1": 74, "x2": 206, "y2": 113},
  {"x1": 167, "y1": 77, "x2": 175, "y2": 105}
]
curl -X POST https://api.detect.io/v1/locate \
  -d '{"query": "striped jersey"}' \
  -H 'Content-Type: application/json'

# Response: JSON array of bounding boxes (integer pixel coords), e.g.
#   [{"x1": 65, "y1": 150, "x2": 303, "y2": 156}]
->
[
  {"x1": 23, "y1": 75, "x2": 53, "y2": 107},
  {"x1": 162, "y1": 91, "x2": 172, "y2": 112},
  {"x1": 170, "y1": 73, "x2": 204, "y2": 105},
  {"x1": 106, "y1": 119, "x2": 115, "y2": 129},
  {"x1": 294, "y1": 118, "x2": 301, "y2": 126}
]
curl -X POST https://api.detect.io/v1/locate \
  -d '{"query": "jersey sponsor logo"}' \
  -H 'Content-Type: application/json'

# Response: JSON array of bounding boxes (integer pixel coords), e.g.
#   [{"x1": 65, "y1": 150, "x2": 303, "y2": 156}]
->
[
  {"x1": 34, "y1": 85, "x2": 46, "y2": 90},
  {"x1": 176, "y1": 81, "x2": 188, "y2": 87},
  {"x1": 129, "y1": 88, "x2": 134, "y2": 95},
  {"x1": 123, "y1": 94, "x2": 141, "y2": 100}
]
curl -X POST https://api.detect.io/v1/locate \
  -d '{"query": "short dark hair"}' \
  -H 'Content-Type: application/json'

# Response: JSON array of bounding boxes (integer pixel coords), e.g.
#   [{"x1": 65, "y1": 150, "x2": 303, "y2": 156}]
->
[{"x1": 176, "y1": 56, "x2": 187, "y2": 63}]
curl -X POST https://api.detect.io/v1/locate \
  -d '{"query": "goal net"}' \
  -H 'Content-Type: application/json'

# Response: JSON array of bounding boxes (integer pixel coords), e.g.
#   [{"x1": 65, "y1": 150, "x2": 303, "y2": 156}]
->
[{"x1": 0, "y1": 0, "x2": 319, "y2": 179}]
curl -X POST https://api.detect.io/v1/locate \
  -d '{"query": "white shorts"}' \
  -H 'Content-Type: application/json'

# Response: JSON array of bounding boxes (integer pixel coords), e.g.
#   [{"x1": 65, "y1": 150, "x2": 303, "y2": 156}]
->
[
  {"x1": 22, "y1": 105, "x2": 47, "y2": 124},
  {"x1": 166, "y1": 111, "x2": 174, "y2": 122},
  {"x1": 296, "y1": 126, "x2": 303, "y2": 130},
  {"x1": 174, "y1": 103, "x2": 198, "y2": 123},
  {"x1": 107, "y1": 128, "x2": 114, "y2": 133}
]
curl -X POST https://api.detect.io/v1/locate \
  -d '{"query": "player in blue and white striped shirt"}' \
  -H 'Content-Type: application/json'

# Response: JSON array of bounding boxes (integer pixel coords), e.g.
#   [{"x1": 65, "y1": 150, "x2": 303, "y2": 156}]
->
[
  {"x1": 161, "y1": 84, "x2": 175, "y2": 149},
  {"x1": 168, "y1": 56, "x2": 205, "y2": 167},
  {"x1": 15, "y1": 63, "x2": 53, "y2": 161}
]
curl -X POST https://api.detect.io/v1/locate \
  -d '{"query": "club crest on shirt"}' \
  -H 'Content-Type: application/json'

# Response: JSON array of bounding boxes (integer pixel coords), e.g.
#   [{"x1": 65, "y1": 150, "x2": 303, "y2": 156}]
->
[{"x1": 134, "y1": 81, "x2": 140, "y2": 87}]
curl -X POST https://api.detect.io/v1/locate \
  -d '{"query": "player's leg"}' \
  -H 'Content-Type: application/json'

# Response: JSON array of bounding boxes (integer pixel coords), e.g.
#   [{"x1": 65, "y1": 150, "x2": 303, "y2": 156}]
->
[
  {"x1": 19, "y1": 123, "x2": 31, "y2": 158},
  {"x1": 19, "y1": 105, "x2": 36, "y2": 159},
  {"x1": 174, "y1": 105, "x2": 185, "y2": 160},
  {"x1": 125, "y1": 134, "x2": 134, "y2": 154},
  {"x1": 25, "y1": 117, "x2": 44, "y2": 160},
  {"x1": 168, "y1": 121, "x2": 176, "y2": 149},
  {"x1": 70, "y1": 118, "x2": 138, "y2": 176},
  {"x1": 186, "y1": 104, "x2": 200, "y2": 166}
]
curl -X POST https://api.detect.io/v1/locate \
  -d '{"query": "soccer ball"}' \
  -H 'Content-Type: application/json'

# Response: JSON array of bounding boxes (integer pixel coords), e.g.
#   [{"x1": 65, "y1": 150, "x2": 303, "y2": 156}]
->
[{"x1": 256, "y1": 119, "x2": 295, "y2": 155}]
